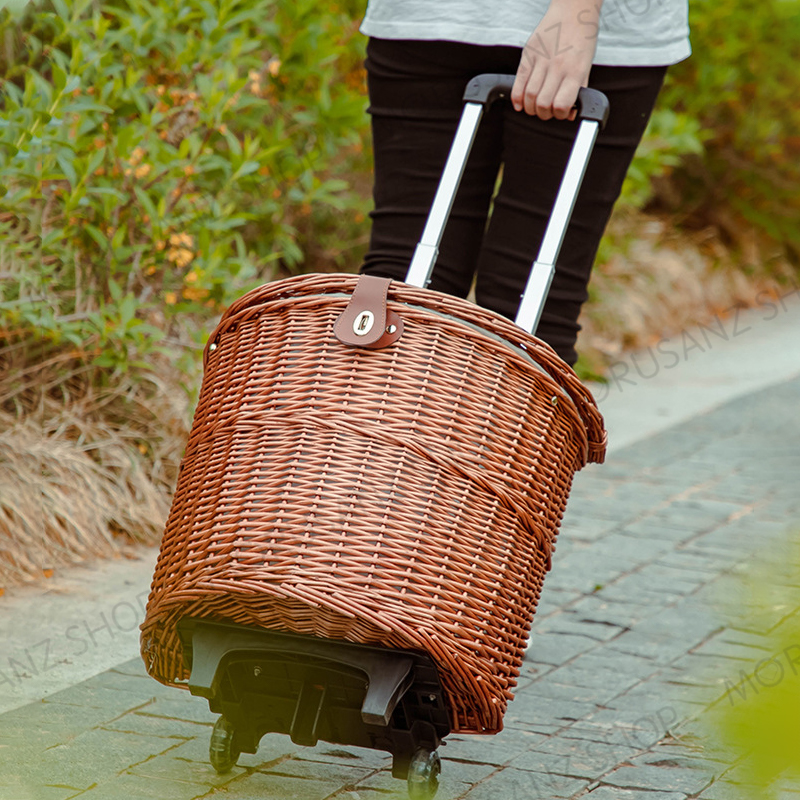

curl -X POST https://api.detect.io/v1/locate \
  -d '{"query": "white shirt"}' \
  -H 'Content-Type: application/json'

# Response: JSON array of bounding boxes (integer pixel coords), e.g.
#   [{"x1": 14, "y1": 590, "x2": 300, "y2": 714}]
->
[{"x1": 361, "y1": 0, "x2": 691, "y2": 67}]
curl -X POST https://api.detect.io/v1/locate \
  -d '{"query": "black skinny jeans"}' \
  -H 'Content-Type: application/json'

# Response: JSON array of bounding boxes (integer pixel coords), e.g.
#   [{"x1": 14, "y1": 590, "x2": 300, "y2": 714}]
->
[{"x1": 360, "y1": 38, "x2": 667, "y2": 365}]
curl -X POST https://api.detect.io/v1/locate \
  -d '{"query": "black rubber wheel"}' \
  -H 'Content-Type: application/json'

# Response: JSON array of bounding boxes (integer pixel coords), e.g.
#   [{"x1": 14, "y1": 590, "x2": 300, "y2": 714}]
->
[
  {"x1": 209, "y1": 715, "x2": 241, "y2": 774},
  {"x1": 407, "y1": 748, "x2": 441, "y2": 800}
]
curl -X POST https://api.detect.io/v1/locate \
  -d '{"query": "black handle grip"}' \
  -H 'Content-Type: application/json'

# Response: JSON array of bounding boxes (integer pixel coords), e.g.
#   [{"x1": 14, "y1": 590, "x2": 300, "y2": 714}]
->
[
  {"x1": 575, "y1": 87, "x2": 610, "y2": 128},
  {"x1": 462, "y1": 73, "x2": 516, "y2": 106},
  {"x1": 462, "y1": 74, "x2": 609, "y2": 129}
]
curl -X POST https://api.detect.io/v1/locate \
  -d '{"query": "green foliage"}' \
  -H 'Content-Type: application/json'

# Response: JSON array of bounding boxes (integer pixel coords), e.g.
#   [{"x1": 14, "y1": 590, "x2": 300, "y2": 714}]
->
[
  {"x1": 656, "y1": 0, "x2": 800, "y2": 254},
  {"x1": 703, "y1": 540, "x2": 800, "y2": 797},
  {"x1": 619, "y1": 108, "x2": 706, "y2": 209},
  {"x1": 0, "y1": 0, "x2": 370, "y2": 376}
]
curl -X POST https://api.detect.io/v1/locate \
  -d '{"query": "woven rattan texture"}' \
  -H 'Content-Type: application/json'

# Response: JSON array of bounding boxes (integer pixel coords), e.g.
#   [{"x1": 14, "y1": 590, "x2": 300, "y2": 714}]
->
[{"x1": 141, "y1": 274, "x2": 607, "y2": 734}]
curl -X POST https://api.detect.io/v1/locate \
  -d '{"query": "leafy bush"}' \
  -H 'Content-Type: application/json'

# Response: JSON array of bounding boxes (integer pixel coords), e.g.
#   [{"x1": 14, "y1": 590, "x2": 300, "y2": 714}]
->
[
  {"x1": 702, "y1": 539, "x2": 800, "y2": 797},
  {"x1": 619, "y1": 107, "x2": 705, "y2": 209},
  {"x1": 0, "y1": 0, "x2": 370, "y2": 376},
  {"x1": 653, "y1": 0, "x2": 800, "y2": 258}
]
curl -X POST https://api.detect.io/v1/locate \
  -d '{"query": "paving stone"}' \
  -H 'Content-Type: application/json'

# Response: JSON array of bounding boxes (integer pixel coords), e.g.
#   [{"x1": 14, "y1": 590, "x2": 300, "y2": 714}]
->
[
  {"x1": 197, "y1": 768, "x2": 343, "y2": 800},
  {"x1": 172, "y1": 728, "x2": 298, "y2": 768},
  {"x1": 559, "y1": 513, "x2": 624, "y2": 542},
  {"x1": 534, "y1": 587, "x2": 583, "y2": 620},
  {"x1": 561, "y1": 496, "x2": 643, "y2": 524},
  {"x1": 690, "y1": 633, "x2": 777, "y2": 664},
  {"x1": 601, "y1": 762, "x2": 714, "y2": 794},
  {"x1": 584, "y1": 788, "x2": 688, "y2": 800},
  {"x1": 134, "y1": 694, "x2": 217, "y2": 725},
  {"x1": 256, "y1": 754, "x2": 377, "y2": 787},
  {"x1": 655, "y1": 679, "x2": 719, "y2": 709},
  {"x1": 294, "y1": 741, "x2": 389, "y2": 771},
  {"x1": 505, "y1": 690, "x2": 597, "y2": 731},
  {"x1": 563, "y1": 719, "x2": 662, "y2": 750},
  {"x1": 0, "y1": 698, "x2": 122, "y2": 749},
  {"x1": 603, "y1": 683, "x2": 705, "y2": 726},
  {"x1": 605, "y1": 606, "x2": 724, "y2": 665},
  {"x1": 534, "y1": 610, "x2": 628, "y2": 643},
  {"x1": 445, "y1": 729, "x2": 544, "y2": 766},
  {"x1": 127, "y1": 746, "x2": 248, "y2": 786},
  {"x1": 0, "y1": 785, "x2": 84, "y2": 800},
  {"x1": 510, "y1": 734, "x2": 640, "y2": 780},
  {"x1": 655, "y1": 548, "x2": 743, "y2": 575},
  {"x1": 569, "y1": 649, "x2": 661, "y2": 683},
  {"x1": 101, "y1": 709, "x2": 206, "y2": 739},
  {"x1": 39, "y1": 681, "x2": 157, "y2": 715},
  {"x1": 110, "y1": 658, "x2": 150, "y2": 678},
  {"x1": 597, "y1": 530, "x2": 679, "y2": 564},
  {"x1": 695, "y1": 780, "x2": 764, "y2": 800},
  {"x1": 5, "y1": 727, "x2": 183, "y2": 789},
  {"x1": 611, "y1": 429, "x2": 706, "y2": 470},
  {"x1": 518, "y1": 658, "x2": 558, "y2": 682},
  {"x1": 709, "y1": 628, "x2": 780, "y2": 653},
  {"x1": 691, "y1": 518, "x2": 794, "y2": 554},
  {"x1": 542, "y1": 663, "x2": 644, "y2": 702},
  {"x1": 87, "y1": 667, "x2": 176, "y2": 700},
  {"x1": 593, "y1": 567, "x2": 706, "y2": 606},
  {"x1": 647, "y1": 498, "x2": 745, "y2": 532},
  {"x1": 459, "y1": 766, "x2": 589, "y2": 800},
  {"x1": 353, "y1": 766, "x2": 479, "y2": 800},
  {"x1": 545, "y1": 549, "x2": 638, "y2": 595},
  {"x1": 640, "y1": 743, "x2": 730, "y2": 775},
  {"x1": 580, "y1": 708, "x2": 683, "y2": 752},
  {"x1": 538, "y1": 680, "x2": 620, "y2": 706},
  {"x1": 757, "y1": 495, "x2": 800, "y2": 522},
  {"x1": 709, "y1": 758, "x2": 800, "y2": 791},
  {"x1": 568, "y1": 595, "x2": 652, "y2": 629},
  {"x1": 616, "y1": 519, "x2": 699, "y2": 544},
  {"x1": 523, "y1": 632, "x2": 599, "y2": 667},
  {"x1": 75, "y1": 772, "x2": 211, "y2": 800}
]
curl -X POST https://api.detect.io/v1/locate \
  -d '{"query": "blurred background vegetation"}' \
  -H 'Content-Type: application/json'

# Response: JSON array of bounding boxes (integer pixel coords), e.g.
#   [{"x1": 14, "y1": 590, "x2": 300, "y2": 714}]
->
[
  {"x1": 699, "y1": 538, "x2": 800, "y2": 798},
  {"x1": 0, "y1": 0, "x2": 798, "y2": 584}
]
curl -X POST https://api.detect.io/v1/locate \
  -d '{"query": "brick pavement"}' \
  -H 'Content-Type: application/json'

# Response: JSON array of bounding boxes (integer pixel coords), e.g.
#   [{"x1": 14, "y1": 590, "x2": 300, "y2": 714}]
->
[{"x1": 2, "y1": 376, "x2": 799, "y2": 800}]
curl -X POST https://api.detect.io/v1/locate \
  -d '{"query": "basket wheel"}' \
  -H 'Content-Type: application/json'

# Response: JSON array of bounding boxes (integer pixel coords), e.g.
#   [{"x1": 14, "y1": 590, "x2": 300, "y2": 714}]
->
[
  {"x1": 407, "y1": 748, "x2": 441, "y2": 800},
  {"x1": 209, "y1": 715, "x2": 241, "y2": 774}
]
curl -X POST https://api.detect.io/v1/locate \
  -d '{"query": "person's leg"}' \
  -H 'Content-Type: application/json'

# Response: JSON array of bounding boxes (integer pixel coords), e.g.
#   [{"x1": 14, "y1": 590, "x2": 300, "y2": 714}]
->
[
  {"x1": 474, "y1": 65, "x2": 668, "y2": 365},
  {"x1": 360, "y1": 39, "x2": 510, "y2": 297}
]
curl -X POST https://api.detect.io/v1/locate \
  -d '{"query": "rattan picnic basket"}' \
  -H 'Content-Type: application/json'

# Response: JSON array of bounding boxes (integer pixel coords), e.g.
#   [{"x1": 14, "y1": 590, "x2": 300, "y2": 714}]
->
[{"x1": 141, "y1": 272, "x2": 606, "y2": 735}]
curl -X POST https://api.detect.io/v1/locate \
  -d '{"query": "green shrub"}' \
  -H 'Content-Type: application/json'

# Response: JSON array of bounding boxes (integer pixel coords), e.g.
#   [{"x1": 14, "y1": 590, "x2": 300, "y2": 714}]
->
[
  {"x1": 619, "y1": 107, "x2": 705, "y2": 209},
  {"x1": 0, "y1": 0, "x2": 370, "y2": 377},
  {"x1": 702, "y1": 539, "x2": 800, "y2": 797},
  {"x1": 654, "y1": 0, "x2": 800, "y2": 257}
]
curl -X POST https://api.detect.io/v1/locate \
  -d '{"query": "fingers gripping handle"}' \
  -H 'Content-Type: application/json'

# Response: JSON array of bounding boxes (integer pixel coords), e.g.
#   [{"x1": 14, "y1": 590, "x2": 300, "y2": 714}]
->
[{"x1": 462, "y1": 73, "x2": 610, "y2": 127}]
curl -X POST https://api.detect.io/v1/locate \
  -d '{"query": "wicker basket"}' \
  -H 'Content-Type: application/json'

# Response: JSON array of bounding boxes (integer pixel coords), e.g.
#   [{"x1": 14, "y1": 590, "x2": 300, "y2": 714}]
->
[{"x1": 140, "y1": 273, "x2": 606, "y2": 734}]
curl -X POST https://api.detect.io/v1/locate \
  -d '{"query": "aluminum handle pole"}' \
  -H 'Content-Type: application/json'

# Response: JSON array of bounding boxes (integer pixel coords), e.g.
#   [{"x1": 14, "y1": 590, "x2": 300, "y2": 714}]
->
[
  {"x1": 514, "y1": 119, "x2": 601, "y2": 334},
  {"x1": 405, "y1": 102, "x2": 484, "y2": 288}
]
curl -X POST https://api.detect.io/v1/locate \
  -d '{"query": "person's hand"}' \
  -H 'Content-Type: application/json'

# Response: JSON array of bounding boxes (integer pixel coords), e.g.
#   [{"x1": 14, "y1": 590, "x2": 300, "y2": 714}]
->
[{"x1": 511, "y1": 0, "x2": 602, "y2": 121}]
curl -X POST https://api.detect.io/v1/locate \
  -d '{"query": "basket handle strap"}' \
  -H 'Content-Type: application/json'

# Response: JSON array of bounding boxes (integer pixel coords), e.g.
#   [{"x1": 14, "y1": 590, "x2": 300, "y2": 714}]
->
[{"x1": 334, "y1": 275, "x2": 404, "y2": 349}]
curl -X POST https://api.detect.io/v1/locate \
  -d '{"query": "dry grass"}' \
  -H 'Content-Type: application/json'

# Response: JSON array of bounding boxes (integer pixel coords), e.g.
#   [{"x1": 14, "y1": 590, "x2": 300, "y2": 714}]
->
[
  {"x1": 0, "y1": 343, "x2": 191, "y2": 588},
  {"x1": 578, "y1": 209, "x2": 796, "y2": 367}
]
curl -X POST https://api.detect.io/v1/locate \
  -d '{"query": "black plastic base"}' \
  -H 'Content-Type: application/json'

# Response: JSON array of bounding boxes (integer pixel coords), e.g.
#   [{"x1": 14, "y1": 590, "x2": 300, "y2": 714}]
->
[{"x1": 176, "y1": 618, "x2": 451, "y2": 780}]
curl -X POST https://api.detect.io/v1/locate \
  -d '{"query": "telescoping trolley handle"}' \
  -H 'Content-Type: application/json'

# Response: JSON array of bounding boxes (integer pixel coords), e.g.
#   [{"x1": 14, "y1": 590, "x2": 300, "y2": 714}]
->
[{"x1": 404, "y1": 73, "x2": 610, "y2": 336}]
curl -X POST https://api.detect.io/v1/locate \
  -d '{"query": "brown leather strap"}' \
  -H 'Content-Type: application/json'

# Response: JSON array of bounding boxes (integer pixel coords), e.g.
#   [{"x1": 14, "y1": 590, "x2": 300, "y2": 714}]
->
[{"x1": 334, "y1": 275, "x2": 404, "y2": 349}]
